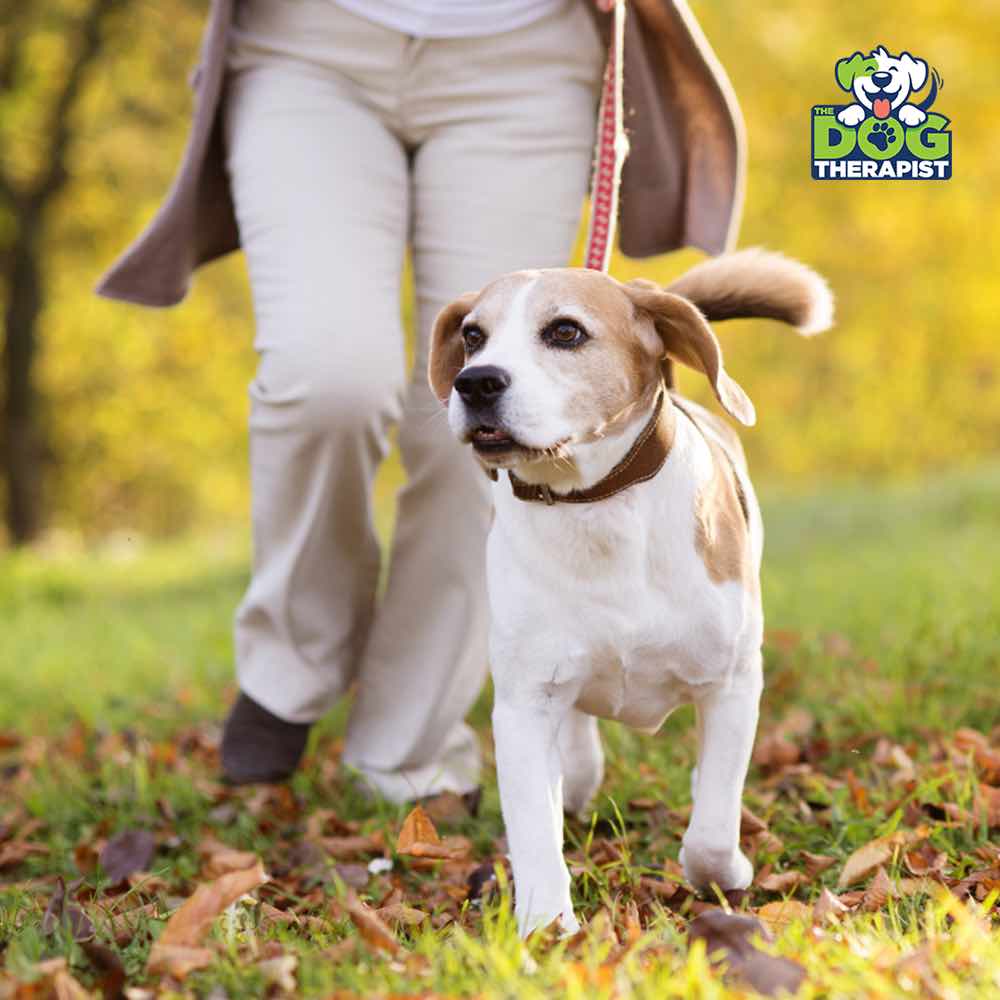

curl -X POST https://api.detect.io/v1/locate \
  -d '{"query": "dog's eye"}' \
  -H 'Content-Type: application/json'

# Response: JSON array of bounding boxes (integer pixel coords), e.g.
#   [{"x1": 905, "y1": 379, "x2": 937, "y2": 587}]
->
[
  {"x1": 462, "y1": 325, "x2": 486, "y2": 353},
  {"x1": 542, "y1": 319, "x2": 588, "y2": 349}
]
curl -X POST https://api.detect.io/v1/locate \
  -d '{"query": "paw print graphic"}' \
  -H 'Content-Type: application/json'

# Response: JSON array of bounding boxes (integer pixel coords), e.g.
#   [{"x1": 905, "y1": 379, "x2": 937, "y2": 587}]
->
[{"x1": 869, "y1": 121, "x2": 896, "y2": 152}]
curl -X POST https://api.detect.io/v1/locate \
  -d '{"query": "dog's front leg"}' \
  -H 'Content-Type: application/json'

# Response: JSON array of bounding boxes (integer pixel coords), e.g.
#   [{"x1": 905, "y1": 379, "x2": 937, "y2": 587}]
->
[
  {"x1": 680, "y1": 664, "x2": 762, "y2": 892},
  {"x1": 493, "y1": 692, "x2": 578, "y2": 937}
]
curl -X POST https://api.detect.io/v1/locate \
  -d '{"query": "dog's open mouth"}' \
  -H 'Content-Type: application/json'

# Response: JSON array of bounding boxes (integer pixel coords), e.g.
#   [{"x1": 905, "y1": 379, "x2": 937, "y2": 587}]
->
[
  {"x1": 869, "y1": 88, "x2": 899, "y2": 119},
  {"x1": 469, "y1": 426, "x2": 521, "y2": 455}
]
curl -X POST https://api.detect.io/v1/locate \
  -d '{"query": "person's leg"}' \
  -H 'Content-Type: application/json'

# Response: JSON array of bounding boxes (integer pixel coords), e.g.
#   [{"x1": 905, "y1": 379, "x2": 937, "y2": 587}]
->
[
  {"x1": 219, "y1": 26, "x2": 410, "y2": 778},
  {"x1": 341, "y1": 0, "x2": 605, "y2": 801}
]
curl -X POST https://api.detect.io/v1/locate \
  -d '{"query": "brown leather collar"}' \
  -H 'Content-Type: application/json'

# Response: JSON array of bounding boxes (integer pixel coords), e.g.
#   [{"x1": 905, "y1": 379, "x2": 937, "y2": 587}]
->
[{"x1": 507, "y1": 386, "x2": 674, "y2": 505}]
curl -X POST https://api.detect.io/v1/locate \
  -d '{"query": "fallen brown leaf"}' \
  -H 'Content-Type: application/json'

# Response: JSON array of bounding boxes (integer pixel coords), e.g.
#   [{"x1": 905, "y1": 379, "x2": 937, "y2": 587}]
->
[
  {"x1": 80, "y1": 939, "x2": 126, "y2": 1000},
  {"x1": 334, "y1": 862, "x2": 371, "y2": 889},
  {"x1": 861, "y1": 866, "x2": 895, "y2": 912},
  {"x1": 43, "y1": 877, "x2": 95, "y2": 942},
  {"x1": 318, "y1": 831, "x2": 386, "y2": 860},
  {"x1": 755, "y1": 899, "x2": 812, "y2": 930},
  {"x1": 845, "y1": 770, "x2": 869, "y2": 812},
  {"x1": 396, "y1": 805, "x2": 441, "y2": 853},
  {"x1": 0, "y1": 840, "x2": 48, "y2": 870},
  {"x1": 202, "y1": 847, "x2": 260, "y2": 879},
  {"x1": 402, "y1": 835, "x2": 473, "y2": 862},
  {"x1": 756, "y1": 869, "x2": 807, "y2": 893},
  {"x1": 375, "y1": 902, "x2": 427, "y2": 927},
  {"x1": 753, "y1": 733, "x2": 800, "y2": 770},
  {"x1": 837, "y1": 834, "x2": 901, "y2": 889},
  {"x1": 973, "y1": 746, "x2": 1000, "y2": 784},
  {"x1": 740, "y1": 806, "x2": 769, "y2": 836},
  {"x1": 344, "y1": 890, "x2": 399, "y2": 954},
  {"x1": 904, "y1": 842, "x2": 948, "y2": 878},
  {"x1": 147, "y1": 860, "x2": 267, "y2": 976},
  {"x1": 689, "y1": 910, "x2": 806, "y2": 997},
  {"x1": 801, "y1": 851, "x2": 836, "y2": 878},
  {"x1": 813, "y1": 887, "x2": 850, "y2": 923},
  {"x1": 258, "y1": 901, "x2": 300, "y2": 929},
  {"x1": 100, "y1": 829, "x2": 156, "y2": 884}
]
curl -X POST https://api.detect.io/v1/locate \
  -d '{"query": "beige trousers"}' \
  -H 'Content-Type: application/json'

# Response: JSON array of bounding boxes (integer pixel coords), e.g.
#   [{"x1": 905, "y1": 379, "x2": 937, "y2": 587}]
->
[{"x1": 222, "y1": 0, "x2": 602, "y2": 801}]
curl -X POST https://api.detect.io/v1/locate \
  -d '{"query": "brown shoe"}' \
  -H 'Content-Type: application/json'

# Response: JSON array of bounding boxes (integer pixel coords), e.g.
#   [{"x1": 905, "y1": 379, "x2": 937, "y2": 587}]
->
[{"x1": 221, "y1": 692, "x2": 311, "y2": 784}]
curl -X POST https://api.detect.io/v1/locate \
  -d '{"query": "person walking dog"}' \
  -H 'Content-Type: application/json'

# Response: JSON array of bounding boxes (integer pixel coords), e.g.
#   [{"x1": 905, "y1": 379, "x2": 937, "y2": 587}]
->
[{"x1": 95, "y1": 0, "x2": 744, "y2": 802}]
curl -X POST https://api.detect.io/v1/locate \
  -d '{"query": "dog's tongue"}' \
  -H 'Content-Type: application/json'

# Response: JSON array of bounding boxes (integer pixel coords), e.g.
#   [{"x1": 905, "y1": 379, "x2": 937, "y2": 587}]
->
[{"x1": 874, "y1": 98, "x2": 891, "y2": 119}]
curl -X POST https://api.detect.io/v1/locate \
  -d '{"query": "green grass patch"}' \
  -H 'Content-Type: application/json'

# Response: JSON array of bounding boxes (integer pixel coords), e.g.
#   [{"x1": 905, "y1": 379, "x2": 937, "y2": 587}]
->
[{"x1": 1, "y1": 463, "x2": 998, "y2": 996}]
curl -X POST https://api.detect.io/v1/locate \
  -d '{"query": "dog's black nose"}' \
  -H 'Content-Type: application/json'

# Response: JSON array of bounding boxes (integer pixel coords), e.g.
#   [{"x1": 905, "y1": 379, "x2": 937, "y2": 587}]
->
[
  {"x1": 872, "y1": 72, "x2": 892, "y2": 88},
  {"x1": 454, "y1": 365, "x2": 511, "y2": 408}
]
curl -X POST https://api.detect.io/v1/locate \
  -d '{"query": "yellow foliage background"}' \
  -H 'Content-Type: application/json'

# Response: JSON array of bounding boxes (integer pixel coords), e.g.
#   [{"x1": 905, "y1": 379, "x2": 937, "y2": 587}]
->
[{"x1": 28, "y1": 1, "x2": 1000, "y2": 537}]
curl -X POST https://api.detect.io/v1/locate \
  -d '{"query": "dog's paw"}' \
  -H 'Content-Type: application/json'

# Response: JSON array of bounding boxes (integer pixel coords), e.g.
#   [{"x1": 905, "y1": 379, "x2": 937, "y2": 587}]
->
[
  {"x1": 868, "y1": 121, "x2": 897, "y2": 152},
  {"x1": 517, "y1": 903, "x2": 579, "y2": 939},
  {"x1": 898, "y1": 104, "x2": 927, "y2": 127},
  {"x1": 680, "y1": 840, "x2": 753, "y2": 893},
  {"x1": 837, "y1": 104, "x2": 866, "y2": 127}
]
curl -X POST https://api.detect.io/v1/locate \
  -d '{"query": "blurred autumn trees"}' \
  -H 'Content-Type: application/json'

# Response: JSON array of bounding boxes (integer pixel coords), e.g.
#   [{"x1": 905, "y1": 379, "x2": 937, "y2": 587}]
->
[
  {"x1": 2, "y1": 0, "x2": 126, "y2": 543},
  {"x1": 1, "y1": 0, "x2": 223, "y2": 546},
  {"x1": 0, "y1": 1, "x2": 997, "y2": 546}
]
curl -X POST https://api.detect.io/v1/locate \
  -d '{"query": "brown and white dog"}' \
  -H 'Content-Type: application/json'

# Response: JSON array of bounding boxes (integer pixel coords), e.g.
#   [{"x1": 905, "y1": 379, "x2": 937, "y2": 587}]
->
[{"x1": 427, "y1": 250, "x2": 833, "y2": 936}]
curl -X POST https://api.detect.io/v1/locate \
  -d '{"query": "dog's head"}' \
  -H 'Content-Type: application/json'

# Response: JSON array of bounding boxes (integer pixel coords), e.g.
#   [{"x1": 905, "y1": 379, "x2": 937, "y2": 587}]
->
[
  {"x1": 836, "y1": 47, "x2": 927, "y2": 119},
  {"x1": 429, "y1": 270, "x2": 751, "y2": 470},
  {"x1": 428, "y1": 250, "x2": 833, "y2": 476}
]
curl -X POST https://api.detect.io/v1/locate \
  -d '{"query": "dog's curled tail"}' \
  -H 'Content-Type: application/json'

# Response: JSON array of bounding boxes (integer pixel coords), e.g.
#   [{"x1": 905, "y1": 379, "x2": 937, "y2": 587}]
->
[{"x1": 667, "y1": 248, "x2": 834, "y2": 336}]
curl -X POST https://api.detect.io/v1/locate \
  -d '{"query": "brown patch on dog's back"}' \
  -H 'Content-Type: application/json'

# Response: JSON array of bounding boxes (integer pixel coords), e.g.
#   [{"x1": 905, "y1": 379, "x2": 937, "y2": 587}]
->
[{"x1": 691, "y1": 432, "x2": 752, "y2": 588}]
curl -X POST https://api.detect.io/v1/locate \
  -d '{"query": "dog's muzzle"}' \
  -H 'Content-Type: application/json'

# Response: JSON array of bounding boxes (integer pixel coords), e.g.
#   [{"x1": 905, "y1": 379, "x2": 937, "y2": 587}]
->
[
  {"x1": 454, "y1": 365, "x2": 519, "y2": 454},
  {"x1": 455, "y1": 365, "x2": 510, "y2": 410}
]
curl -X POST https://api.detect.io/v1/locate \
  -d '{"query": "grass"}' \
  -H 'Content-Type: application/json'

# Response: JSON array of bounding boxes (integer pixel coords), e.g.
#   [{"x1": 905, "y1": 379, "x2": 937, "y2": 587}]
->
[{"x1": 1, "y1": 461, "x2": 999, "y2": 997}]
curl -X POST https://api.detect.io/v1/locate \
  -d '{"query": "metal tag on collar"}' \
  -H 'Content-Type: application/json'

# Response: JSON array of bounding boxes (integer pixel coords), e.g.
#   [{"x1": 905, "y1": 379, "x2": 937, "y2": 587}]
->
[{"x1": 540, "y1": 484, "x2": 555, "y2": 506}]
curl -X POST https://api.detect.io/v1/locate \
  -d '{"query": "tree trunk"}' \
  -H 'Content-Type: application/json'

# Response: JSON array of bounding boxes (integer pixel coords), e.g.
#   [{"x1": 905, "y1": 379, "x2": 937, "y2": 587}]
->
[
  {"x1": 0, "y1": 0, "x2": 125, "y2": 545},
  {"x1": 2, "y1": 216, "x2": 44, "y2": 545}
]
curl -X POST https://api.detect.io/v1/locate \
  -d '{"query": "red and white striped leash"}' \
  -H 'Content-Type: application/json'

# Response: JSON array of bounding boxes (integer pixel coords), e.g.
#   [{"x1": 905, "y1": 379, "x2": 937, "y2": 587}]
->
[{"x1": 583, "y1": 0, "x2": 629, "y2": 273}]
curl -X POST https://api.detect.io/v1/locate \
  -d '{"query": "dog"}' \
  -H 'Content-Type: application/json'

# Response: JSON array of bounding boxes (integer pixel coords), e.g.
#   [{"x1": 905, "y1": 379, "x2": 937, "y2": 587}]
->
[
  {"x1": 835, "y1": 46, "x2": 938, "y2": 128},
  {"x1": 427, "y1": 249, "x2": 833, "y2": 936}
]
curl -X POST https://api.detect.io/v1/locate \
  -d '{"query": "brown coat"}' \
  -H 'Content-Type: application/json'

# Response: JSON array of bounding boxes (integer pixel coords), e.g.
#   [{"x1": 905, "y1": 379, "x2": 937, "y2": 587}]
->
[{"x1": 95, "y1": 0, "x2": 745, "y2": 307}]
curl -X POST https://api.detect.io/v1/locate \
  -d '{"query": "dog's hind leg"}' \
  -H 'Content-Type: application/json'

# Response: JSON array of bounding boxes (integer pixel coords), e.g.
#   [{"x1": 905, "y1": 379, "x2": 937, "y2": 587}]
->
[
  {"x1": 680, "y1": 661, "x2": 762, "y2": 892},
  {"x1": 558, "y1": 709, "x2": 605, "y2": 818}
]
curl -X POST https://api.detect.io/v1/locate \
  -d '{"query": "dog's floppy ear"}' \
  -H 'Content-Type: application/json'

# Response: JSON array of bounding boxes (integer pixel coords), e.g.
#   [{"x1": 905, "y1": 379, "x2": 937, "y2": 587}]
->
[
  {"x1": 623, "y1": 282, "x2": 755, "y2": 426},
  {"x1": 835, "y1": 51, "x2": 876, "y2": 91},
  {"x1": 428, "y1": 291, "x2": 478, "y2": 403},
  {"x1": 897, "y1": 51, "x2": 928, "y2": 91}
]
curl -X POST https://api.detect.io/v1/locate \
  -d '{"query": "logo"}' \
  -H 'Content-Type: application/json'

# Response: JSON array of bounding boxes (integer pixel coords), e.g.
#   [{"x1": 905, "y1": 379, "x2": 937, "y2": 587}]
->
[{"x1": 812, "y1": 46, "x2": 951, "y2": 180}]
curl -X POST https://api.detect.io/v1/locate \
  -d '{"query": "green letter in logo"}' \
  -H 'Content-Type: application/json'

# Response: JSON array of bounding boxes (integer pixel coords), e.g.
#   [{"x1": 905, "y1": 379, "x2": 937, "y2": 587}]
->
[
  {"x1": 813, "y1": 111, "x2": 856, "y2": 158},
  {"x1": 906, "y1": 113, "x2": 951, "y2": 160}
]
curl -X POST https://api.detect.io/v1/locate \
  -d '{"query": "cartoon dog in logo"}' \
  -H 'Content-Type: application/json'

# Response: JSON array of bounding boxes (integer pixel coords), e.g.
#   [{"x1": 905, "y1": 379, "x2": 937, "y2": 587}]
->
[{"x1": 835, "y1": 46, "x2": 940, "y2": 128}]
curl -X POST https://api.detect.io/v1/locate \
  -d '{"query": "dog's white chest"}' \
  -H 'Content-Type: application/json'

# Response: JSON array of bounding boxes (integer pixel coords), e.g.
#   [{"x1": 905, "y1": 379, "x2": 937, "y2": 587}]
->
[
  {"x1": 487, "y1": 467, "x2": 756, "y2": 729},
  {"x1": 570, "y1": 641, "x2": 701, "y2": 731}
]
